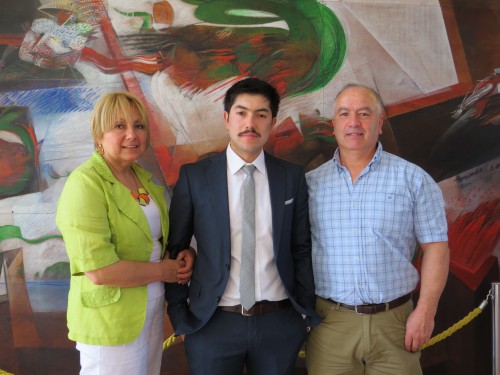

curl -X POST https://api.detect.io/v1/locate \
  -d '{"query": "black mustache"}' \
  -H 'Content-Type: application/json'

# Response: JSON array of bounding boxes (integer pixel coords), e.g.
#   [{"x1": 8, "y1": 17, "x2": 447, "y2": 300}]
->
[{"x1": 238, "y1": 130, "x2": 261, "y2": 137}]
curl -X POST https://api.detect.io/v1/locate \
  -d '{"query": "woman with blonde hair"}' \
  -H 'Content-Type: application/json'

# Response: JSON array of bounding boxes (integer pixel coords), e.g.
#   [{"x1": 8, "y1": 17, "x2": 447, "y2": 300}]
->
[{"x1": 57, "y1": 91, "x2": 194, "y2": 374}]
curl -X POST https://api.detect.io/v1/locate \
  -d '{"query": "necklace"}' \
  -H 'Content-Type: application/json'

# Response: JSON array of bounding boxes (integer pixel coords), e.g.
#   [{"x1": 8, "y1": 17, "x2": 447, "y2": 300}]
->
[{"x1": 131, "y1": 173, "x2": 150, "y2": 206}]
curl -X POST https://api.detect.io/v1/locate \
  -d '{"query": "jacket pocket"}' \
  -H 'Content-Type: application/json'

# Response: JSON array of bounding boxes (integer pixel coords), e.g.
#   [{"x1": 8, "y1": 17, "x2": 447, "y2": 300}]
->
[{"x1": 81, "y1": 283, "x2": 121, "y2": 308}]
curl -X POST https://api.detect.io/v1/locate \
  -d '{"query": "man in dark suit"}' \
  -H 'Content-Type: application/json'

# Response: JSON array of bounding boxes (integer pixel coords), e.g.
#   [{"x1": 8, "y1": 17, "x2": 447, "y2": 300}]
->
[{"x1": 165, "y1": 78, "x2": 319, "y2": 375}]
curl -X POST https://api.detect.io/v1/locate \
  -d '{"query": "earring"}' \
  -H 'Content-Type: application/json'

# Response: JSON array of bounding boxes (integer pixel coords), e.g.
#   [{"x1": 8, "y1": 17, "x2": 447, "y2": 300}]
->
[{"x1": 97, "y1": 144, "x2": 104, "y2": 155}]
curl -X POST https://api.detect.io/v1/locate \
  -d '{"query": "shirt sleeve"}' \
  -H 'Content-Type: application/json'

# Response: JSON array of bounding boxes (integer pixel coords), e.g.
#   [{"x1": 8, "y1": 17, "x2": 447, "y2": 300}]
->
[
  {"x1": 56, "y1": 171, "x2": 120, "y2": 275},
  {"x1": 414, "y1": 172, "x2": 448, "y2": 244}
]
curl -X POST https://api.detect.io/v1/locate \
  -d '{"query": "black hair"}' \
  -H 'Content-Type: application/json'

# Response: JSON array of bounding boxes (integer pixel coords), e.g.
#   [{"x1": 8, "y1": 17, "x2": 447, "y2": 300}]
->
[{"x1": 223, "y1": 78, "x2": 280, "y2": 118}]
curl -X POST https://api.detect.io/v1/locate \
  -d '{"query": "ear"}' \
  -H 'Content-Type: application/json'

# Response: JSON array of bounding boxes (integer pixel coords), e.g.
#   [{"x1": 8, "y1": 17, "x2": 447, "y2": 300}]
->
[
  {"x1": 378, "y1": 116, "x2": 384, "y2": 135},
  {"x1": 271, "y1": 117, "x2": 277, "y2": 127},
  {"x1": 224, "y1": 111, "x2": 230, "y2": 130}
]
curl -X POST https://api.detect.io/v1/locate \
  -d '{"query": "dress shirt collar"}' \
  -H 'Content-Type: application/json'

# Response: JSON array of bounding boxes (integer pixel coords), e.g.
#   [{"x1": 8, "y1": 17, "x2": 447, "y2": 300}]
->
[
  {"x1": 226, "y1": 144, "x2": 267, "y2": 176},
  {"x1": 332, "y1": 141, "x2": 383, "y2": 172}
]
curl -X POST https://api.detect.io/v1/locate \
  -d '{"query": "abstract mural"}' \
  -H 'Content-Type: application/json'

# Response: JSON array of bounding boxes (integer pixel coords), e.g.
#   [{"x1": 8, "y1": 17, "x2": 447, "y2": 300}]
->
[{"x1": 0, "y1": 0, "x2": 498, "y2": 374}]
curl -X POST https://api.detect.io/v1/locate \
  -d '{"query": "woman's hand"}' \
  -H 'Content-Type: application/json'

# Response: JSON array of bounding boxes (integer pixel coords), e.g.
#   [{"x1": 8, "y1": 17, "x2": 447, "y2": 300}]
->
[
  {"x1": 160, "y1": 258, "x2": 185, "y2": 283},
  {"x1": 176, "y1": 247, "x2": 196, "y2": 284}
]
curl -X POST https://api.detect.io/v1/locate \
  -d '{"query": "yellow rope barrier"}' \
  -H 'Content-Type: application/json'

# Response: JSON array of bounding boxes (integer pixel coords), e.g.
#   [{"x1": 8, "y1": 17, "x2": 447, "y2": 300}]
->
[
  {"x1": 419, "y1": 307, "x2": 483, "y2": 350},
  {"x1": 161, "y1": 290, "x2": 493, "y2": 355},
  {"x1": 420, "y1": 299, "x2": 488, "y2": 350},
  {"x1": 0, "y1": 291, "x2": 492, "y2": 375},
  {"x1": 163, "y1": 334, "x2": 180, "y2": 350}
]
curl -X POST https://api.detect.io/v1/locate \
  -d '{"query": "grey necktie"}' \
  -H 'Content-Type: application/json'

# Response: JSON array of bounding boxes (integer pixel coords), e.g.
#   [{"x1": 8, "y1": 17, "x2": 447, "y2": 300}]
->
[{"x1": 240, "y1": 164, "x2": 256, "y2": 310}]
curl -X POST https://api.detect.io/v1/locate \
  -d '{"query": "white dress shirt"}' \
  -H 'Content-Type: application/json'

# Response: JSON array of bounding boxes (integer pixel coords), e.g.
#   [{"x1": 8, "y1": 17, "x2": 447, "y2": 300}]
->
[{"x1": 219, "y1": 145, "x2": 288, "y2": 306}]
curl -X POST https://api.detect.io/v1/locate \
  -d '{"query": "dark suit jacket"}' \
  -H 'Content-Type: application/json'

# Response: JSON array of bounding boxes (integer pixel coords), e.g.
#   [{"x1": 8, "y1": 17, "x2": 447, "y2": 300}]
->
[{"x1": 165, "y1": 151, "x2": 319, "y2": 335}]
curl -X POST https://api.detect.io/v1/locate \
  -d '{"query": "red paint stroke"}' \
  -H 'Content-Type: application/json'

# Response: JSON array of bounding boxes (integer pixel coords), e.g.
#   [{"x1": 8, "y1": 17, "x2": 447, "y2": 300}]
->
[
  {"x1": 413, "y1": 198, "x2": 499, "y2": 291},
  {"x1": 0, "y1": 139, "x2": 30, "y2": 187},
  {"x1": 206, "y1": 73, "x2": 250, "y2": 96},
  {"x1": 0, "y1": 35, "x2": 24, "y2": 45},
  {"x1": 266, "y1": 117, "x2": 304, "y2": 157},
  {"x1": 80, "y1": 47, "x2": 163, "y2": 74},
  {"x1": 448, "y1": 198, "x2": 499, "y2": 290},
  {"x1": 153, "y1": 1, "x2": 174, "y2": 28}
]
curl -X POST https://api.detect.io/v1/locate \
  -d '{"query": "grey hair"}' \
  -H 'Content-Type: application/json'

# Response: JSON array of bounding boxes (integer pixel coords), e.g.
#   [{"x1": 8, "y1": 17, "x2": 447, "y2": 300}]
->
[{"x1": 333, "y1": 83, "x2": 384, "y2": 116}]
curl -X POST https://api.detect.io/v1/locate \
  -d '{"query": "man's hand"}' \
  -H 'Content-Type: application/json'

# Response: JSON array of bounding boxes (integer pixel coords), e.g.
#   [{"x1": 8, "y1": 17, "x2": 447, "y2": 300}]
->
[
  {"x1": 404, "y1": 306, "x2": 435, "y2": 352},
  {"x1": 405, "y1": 241, "x2": 449, "y2": 352},
  {"x1": 176, "y1": 247, "x2": 196, "y2": 284}
]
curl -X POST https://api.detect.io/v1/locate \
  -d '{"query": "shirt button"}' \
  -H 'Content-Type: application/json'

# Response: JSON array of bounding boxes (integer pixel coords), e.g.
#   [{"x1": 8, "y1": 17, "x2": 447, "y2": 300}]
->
[{"x1": 225, "y1": 263, "x2": 230, "y2": 270}]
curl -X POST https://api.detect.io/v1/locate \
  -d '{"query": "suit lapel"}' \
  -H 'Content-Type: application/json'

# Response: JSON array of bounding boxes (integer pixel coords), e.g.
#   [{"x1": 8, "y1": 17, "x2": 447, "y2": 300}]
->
[
  {"x1": 207, "y1": 153, "x2": 231, "y2": 252},
  {"x1": 265, "y1": 154, "x2": 285, "y2": 256}
]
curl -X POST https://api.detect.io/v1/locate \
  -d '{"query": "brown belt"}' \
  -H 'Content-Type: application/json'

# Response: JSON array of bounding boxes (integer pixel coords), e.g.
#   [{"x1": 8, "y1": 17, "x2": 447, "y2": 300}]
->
[
  {"x1": 330, "y1": 293, "x2": 412, "y2": 314},
  {"x1": 218, "y1": 299, "x2": 292, "y2": 316}
]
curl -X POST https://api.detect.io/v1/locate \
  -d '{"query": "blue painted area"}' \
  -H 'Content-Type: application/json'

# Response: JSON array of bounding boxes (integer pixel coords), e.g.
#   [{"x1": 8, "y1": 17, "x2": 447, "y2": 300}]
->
[
  {"x1": 26, "y1": 281, "x2": 70, "y2": 312},
  {"x1": 0, "y1": 86, "x2": 100, "y2": 115}
]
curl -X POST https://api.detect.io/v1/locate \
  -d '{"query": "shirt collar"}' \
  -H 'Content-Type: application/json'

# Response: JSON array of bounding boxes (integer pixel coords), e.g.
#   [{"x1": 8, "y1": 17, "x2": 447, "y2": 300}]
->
[
  {"x1": 226, "y1": 144, "x2": 266, "y2": 176},
  {"x1": 370, "y1": 142, "x2": 383, "y2": 169},
  {"x1": 332, "y1": 142, "x2": 383, "y2": 170}
]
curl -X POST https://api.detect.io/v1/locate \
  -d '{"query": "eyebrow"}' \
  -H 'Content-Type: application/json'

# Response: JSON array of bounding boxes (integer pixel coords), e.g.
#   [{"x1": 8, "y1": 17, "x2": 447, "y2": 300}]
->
[
  {"x1": 234, "y1": 105, "x2": 271, "y2": 113},
  {"x1": 113, "y1": 117, "x2": 143, "y2": 123},
  {"x1": 337, "y1": 106, "x2": 373, "y2": 113}
]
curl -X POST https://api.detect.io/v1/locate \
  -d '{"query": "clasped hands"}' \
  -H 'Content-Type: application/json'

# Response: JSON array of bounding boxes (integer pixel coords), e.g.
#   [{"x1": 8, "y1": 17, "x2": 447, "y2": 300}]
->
[{"x1": 161, "y1": 247, "x2": 196, "y2": 284}]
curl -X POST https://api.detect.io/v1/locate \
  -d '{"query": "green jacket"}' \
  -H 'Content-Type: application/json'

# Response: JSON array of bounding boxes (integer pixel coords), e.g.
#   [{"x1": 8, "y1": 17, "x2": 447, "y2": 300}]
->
[{"x1": 56, "y1": 152, "x2": 169, "y2": 345}]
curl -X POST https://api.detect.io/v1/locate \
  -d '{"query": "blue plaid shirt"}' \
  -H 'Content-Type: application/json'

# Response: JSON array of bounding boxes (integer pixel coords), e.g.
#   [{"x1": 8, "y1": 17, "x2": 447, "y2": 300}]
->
[{"x1": 306, "y1": 143, "x2": 448, "y2": 305}]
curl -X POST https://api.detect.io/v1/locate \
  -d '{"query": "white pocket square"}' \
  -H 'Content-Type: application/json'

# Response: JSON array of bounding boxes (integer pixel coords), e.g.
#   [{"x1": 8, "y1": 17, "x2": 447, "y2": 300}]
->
[{"x1": 285, "y1": 198, "x2": 294, "y2": 205}]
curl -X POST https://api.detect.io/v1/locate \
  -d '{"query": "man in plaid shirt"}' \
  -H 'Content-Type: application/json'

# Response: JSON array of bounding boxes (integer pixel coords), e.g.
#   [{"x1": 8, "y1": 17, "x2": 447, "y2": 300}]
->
[{"x1": 305, "y1": 83, "x2": 450, "y2": 375}]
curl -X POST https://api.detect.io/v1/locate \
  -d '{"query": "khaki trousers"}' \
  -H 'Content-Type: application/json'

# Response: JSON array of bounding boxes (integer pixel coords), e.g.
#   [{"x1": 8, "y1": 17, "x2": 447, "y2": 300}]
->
[{"x1": 306, "y1": 296, "x2": 422, "y2": 375}]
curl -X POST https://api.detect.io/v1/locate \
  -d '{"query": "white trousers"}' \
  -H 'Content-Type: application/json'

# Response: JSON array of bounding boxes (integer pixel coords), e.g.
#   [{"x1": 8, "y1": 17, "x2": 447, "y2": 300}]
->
[{"x1": 77, "y1": 295, "x2": 165, "y2": 375}]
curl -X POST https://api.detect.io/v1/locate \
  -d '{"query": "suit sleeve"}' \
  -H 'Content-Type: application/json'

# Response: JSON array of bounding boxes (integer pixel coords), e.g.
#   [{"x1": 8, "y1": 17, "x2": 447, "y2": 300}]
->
[
  {"x1": 164, "y1": 165, "x2": 194, "y2": 334},
  {"x1": 292, "y1": 169, "x2": 319, "y2": 327}
]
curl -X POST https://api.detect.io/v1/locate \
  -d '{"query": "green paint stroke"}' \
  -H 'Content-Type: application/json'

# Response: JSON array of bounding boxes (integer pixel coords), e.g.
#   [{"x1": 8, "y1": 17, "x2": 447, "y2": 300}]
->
[
  {"x1": 113, "y1": 8, "x2": 154, "y2": 30},
  {"x1": 301, "y1": 109, "x2": 336, "y2": 144},
  {"x1": 188, "y1": 0, "x2": 347, "y2": 96},
  {"x1": 0, "y1": 225, "x2": 62, "y2": 244},
  {"x1": 38, "y1": 261, "x2": 71, "y2": 280},
  {"x1": 294, "y1": 0, "x2": 347, "y2": 96},
  {"x1": 0, "y1": 107, "x2": 37, "y2": 196}
]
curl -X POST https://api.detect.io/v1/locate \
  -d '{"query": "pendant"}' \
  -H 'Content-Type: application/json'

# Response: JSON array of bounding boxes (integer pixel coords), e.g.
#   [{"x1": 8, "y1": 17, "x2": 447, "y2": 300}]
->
[{"x1": 131, "y1": 187, "x2": 150, "y2": 206}]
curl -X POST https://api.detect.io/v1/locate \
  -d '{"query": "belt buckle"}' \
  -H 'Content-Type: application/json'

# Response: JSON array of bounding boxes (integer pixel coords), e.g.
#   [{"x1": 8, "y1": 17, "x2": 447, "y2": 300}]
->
[{"x1": 241, "y1": 305, "x2": 252, "y2": 316}]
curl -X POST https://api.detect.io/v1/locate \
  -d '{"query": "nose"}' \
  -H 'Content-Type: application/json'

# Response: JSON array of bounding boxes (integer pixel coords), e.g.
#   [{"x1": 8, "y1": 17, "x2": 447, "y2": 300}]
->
[
  {"x1": 347, "y1": 114, "x2": 361, "y2": 127},
  {"x1": 125, "y1": 126, "x2": 137, "y2": 138},
  {"x1": 244, "y1": 115, "x2": 256, "y2": 129}
]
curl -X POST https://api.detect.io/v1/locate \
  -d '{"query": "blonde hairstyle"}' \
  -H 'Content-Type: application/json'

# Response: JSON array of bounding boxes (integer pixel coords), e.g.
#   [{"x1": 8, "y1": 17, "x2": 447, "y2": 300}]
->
[{"x1": 91, "y1": 91, "x2": 150, "y2": 148}]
